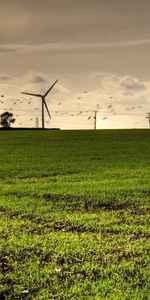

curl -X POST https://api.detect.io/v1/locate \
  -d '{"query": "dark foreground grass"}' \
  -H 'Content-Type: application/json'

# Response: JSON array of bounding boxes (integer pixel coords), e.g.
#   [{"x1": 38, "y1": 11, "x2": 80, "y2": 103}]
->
[{"x1": 0, "y1": 129, "x2": 150, "y2": 299}]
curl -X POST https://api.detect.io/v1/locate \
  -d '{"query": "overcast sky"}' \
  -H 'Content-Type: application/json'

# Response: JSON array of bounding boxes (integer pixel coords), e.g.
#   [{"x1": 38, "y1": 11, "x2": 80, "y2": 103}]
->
[{"x1": 0, "y1": 0, "x2": 150, "y2": 129}]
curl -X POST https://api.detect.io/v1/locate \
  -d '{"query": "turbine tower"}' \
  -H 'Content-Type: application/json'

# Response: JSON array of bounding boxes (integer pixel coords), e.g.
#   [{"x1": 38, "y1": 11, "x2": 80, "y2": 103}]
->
[
  {"x1": 94, "y1": 110, "x2": 98, "y2": 130},
  {"x1": 35, "y1": 116, "x2": 39, "y2": 128},
  {"x1": 146, "y1": 112, "x2": 150, "y2": 127},
  {"x1": 21, "y1": 79, "x2": 58, "y2": 128}
]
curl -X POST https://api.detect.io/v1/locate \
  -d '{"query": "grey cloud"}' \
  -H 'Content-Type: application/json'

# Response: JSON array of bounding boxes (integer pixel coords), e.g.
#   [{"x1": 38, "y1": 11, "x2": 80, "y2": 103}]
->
[
  {"x1": 120, "y1": 76, "x2": 145, "y2": 91},
  {"x1": 0, "y1": 74, "x2": 13, "y2": 81},
  {"x1": 97, "y1": 73, "x2": 146, "y2": 94},
  {"x1": 88, "y1": 73, "x2": 149, "y2": 108},
  {"x1": 0, "y1": 46, "x2": 16, "y2": 53},
  {"x1": 1, "y1": 40, "x2": 150, "y2": 55},
  {"x1": 20, "y1": 72, "x2": 69, "y2": 96},
  {"x1": 27, "y1": 74, "x2": 48, "y2": 84}
]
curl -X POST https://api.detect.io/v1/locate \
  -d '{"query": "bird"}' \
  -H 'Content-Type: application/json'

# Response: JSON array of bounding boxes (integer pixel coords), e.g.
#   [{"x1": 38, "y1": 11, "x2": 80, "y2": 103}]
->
[
  {"x1": 108, "y1": 105, "x2": 112, "y2": 109},
  {"x1": 96, "y1": 104, "x2": 101, "y2": 109},
  {"x1": 87, "y1": 116, "x2": 91, "y2": 120},
  {"x1": 102, "y1": 116, "x2": 108, "y2": 120}
]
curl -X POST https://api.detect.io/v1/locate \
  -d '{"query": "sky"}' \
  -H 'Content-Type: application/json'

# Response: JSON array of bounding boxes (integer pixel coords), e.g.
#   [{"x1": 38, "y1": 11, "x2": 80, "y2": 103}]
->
[{"x1": 0, "y1": 0, "x2": 150, "y2": 129}]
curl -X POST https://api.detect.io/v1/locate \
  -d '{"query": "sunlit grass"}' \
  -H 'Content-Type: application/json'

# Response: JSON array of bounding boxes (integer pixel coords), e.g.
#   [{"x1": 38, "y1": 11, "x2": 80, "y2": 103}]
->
[{"x1": 0, "y1": 129, "x2": 150, "y2": 299}]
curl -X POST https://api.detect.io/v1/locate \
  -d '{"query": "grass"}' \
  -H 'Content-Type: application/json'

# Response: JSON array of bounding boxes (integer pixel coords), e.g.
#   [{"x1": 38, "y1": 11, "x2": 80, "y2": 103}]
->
[{"x1": 0, "y1": 129, "x2": 150, "y2": 299}]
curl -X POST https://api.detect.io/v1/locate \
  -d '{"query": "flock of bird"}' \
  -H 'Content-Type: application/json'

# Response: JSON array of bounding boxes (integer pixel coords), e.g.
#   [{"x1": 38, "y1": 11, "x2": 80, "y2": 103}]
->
[{"x1": 0, "y1": 90, "x2": 144, "y2": 127}]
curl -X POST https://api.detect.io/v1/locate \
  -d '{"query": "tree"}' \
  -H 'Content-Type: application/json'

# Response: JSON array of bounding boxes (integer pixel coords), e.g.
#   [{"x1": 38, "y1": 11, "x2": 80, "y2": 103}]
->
[{"x1": 0, "y1": 111, "x2": 15, "y2": 128}]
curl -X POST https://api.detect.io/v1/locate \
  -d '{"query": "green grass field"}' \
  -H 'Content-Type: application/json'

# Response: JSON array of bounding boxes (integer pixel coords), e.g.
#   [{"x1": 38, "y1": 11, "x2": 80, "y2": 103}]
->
[{"x1": 0, "y1": 129, "x2": 150, "y2": 299}]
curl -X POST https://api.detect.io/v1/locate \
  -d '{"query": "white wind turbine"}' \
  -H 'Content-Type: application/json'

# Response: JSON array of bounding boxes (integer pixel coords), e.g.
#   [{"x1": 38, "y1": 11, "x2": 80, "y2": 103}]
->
[{"x1": 21, "y1": 79, "x2": 58, "y2": 128}]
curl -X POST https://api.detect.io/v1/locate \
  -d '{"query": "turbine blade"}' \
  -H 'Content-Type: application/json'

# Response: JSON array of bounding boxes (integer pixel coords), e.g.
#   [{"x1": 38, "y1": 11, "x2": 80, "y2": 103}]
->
[
  {"x1": 43, "y1": 98, "x2": 51, "y2": 119},
  {"x1": 21, "y1": 92, "x2": 41, "y2": 97},
  {"x1": 44, "y1": 79, "x2": 59, "y2": 97}
]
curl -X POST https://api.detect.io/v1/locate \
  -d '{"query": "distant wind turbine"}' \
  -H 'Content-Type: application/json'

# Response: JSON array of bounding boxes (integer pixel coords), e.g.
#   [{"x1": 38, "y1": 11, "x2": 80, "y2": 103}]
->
[{"x1": 21, "y1": 79, "x2": 58, "y2": 128}]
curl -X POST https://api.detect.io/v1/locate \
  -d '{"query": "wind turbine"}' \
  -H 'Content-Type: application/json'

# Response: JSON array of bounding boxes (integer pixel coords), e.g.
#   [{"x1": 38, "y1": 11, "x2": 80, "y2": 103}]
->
[{"x1": 21, "y1": 79, "x2": 58, "y2": 128}]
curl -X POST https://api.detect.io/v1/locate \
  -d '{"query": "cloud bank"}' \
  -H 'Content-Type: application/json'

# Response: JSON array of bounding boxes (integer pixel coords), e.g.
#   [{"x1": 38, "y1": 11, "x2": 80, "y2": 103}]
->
[{"x1": 1, "y1": 39, "x2": 150, "y2": 55}]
